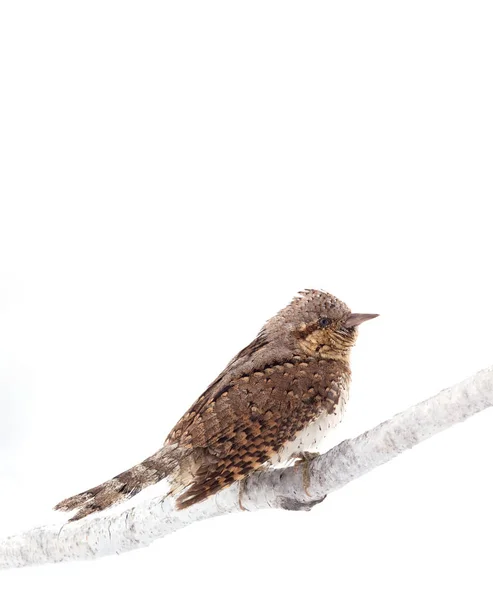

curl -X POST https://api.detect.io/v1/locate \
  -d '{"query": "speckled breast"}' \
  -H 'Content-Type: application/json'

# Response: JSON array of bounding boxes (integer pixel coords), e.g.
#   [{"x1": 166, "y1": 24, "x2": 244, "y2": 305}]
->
[{"x1": 270, "y1": 383, "x2": 349, "y2": 466}]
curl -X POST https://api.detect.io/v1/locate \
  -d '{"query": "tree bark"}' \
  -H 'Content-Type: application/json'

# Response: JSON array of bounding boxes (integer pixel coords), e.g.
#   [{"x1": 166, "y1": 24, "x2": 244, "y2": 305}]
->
[{"x1": 1, "y1": 365, "x2": 492, "y2": 570}]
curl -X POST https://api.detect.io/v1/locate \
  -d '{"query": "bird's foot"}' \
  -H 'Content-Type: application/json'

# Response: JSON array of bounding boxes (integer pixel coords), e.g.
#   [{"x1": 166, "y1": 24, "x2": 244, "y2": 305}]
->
[
  {"x1": 292, "y1": 452, "x2": 320, "y2": 497},
  {"x1": 292, "y1": 451, "x2": 320, "y2": 463},
  {"x1": 238, "y1": 478, "x2": 248, "y2": 511},
  {"x1": 238, "y1": 464, "x2": 271, "y2": 510}
]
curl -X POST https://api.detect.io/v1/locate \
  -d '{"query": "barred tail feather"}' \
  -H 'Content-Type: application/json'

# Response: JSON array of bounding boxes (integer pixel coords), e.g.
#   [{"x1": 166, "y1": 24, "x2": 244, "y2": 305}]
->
[{"x1": 54, "y1": 445, "x2": 181, "y2": 521}]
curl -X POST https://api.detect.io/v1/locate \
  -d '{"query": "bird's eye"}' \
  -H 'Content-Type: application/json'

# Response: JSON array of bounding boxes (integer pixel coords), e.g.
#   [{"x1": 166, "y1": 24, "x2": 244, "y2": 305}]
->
[{"x1": 319, "y1": 317, "x2": 330, "y2": 328}]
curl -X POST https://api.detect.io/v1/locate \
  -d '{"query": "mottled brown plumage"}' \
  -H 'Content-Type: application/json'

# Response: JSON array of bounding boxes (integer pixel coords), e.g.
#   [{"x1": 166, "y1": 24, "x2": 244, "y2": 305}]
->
[{"x1": 55, "y1": 289, "x2": 377, "y2": 520}]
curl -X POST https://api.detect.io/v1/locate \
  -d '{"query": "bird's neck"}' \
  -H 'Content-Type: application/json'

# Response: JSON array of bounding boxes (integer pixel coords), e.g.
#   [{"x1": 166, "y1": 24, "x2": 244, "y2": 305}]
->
[{"x1": 298, "y1": 331, "x2": 356, "y2": 363}]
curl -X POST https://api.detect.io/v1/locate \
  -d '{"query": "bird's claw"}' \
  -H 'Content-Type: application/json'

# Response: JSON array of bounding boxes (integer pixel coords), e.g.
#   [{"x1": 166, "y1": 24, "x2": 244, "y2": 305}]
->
[
  {"x1": 238, "y1": 478, "x2": 248, "y2": 511},
  {"x1": 292, "y1": 452, "x2": 320, "y2": 497}
]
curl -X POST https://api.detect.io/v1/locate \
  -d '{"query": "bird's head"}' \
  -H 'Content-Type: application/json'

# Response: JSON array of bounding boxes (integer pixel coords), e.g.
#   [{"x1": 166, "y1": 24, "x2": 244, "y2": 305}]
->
[{"x1": 269, "y1": 289, "x2": 378, "y2": 361}]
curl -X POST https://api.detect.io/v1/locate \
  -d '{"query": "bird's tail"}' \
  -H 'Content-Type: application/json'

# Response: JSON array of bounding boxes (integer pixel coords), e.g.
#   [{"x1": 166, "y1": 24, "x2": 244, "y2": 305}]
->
[{"x1": 54, "y1": 444, "x2": 182, "y2": 521}]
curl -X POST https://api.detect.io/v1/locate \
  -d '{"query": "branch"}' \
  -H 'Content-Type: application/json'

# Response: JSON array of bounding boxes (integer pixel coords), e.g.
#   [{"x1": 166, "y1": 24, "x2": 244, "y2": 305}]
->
[{"x1": 2, "y1": 365, "x2": 493, "y2": 570}]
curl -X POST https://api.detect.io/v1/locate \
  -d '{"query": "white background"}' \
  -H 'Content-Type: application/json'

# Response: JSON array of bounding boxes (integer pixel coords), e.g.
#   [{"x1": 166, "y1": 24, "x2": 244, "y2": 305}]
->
[{"x1": 1, "y1": 1, "x2": 492, "y2": 598}]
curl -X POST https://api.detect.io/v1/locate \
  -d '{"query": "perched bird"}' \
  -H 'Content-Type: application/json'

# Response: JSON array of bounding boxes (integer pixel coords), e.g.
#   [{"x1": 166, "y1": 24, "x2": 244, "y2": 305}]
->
[{"x1": 55, "y1": 289, "x2": 377, "y2": 520}]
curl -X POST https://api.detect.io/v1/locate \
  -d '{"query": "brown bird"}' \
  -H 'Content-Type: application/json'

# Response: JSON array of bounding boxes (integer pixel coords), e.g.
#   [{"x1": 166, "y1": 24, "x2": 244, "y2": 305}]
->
[{"x1": 55, "y1": 289, "x2": 377, "y2": 520}]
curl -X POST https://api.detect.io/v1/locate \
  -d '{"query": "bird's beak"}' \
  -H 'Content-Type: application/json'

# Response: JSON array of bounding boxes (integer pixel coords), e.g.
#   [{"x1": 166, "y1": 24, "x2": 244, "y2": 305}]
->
[{"x1": 345, "y1": 313, "x2": 379, "y2": 327}]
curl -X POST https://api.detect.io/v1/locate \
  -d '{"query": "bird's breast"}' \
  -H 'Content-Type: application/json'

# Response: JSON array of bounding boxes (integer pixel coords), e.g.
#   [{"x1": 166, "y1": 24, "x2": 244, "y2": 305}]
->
[{"x1": 270, "y1": 383, "x2": 349, "y2": 466}]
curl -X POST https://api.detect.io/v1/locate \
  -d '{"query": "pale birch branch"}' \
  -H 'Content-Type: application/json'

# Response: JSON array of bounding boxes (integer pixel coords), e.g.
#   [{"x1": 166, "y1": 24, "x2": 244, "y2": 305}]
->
[{"x1": 2, "y1": 365, "x2": 493, "y2": 570}]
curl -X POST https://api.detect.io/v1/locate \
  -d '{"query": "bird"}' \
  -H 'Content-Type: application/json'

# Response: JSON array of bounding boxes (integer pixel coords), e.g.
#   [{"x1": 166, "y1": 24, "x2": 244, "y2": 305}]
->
[{"x1": 55, "y1": 289, "x2": 377, "y2": 520}]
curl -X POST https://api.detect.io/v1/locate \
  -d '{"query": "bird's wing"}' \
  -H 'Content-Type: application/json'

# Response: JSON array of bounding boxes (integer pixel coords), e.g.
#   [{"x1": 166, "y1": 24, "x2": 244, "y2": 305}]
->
[
  {"x1": 167, "y1": 359, "x2": 345, "y2": 509},
  {"x1": 167, "y1": 328, "x2": 270, "y2": 429}
]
